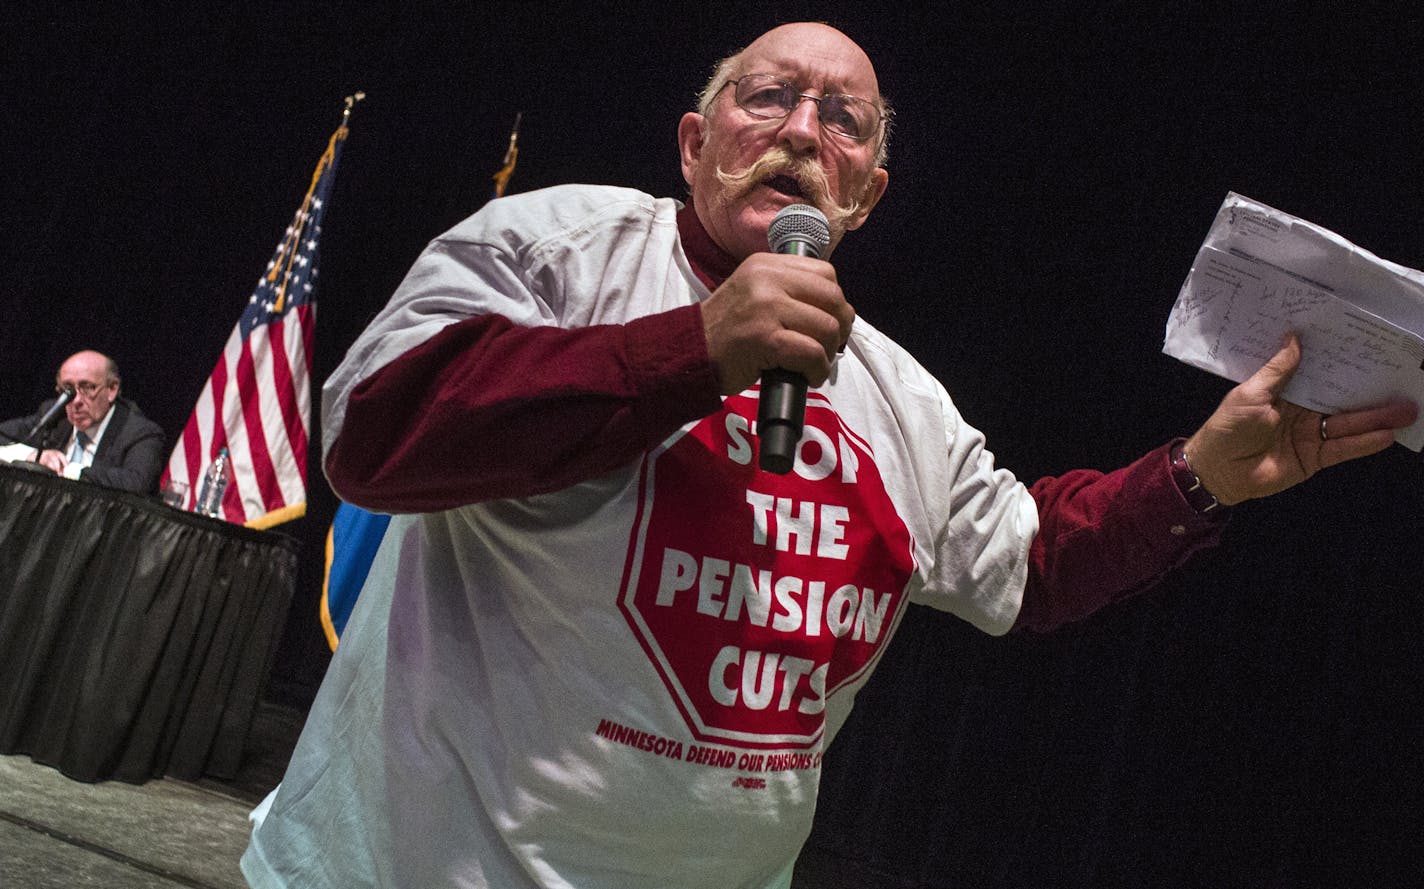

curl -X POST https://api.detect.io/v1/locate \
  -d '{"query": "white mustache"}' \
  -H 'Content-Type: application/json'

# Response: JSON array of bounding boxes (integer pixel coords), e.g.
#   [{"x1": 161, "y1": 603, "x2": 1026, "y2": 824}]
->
[{"x1": 714, "y1": 147, "x2": 862, "y2": 234}]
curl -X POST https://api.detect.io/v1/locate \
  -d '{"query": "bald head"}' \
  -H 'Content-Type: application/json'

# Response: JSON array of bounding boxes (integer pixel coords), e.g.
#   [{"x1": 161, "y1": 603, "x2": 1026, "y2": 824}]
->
[{"x1": 59, "y1": 351, "x2": 118, "y2": 383}]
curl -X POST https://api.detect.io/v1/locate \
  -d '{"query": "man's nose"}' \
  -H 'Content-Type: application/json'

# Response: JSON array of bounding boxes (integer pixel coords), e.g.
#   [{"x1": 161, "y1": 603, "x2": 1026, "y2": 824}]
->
[{"x1": 776, "y1": 96, "x2": 822, "y2": 155}]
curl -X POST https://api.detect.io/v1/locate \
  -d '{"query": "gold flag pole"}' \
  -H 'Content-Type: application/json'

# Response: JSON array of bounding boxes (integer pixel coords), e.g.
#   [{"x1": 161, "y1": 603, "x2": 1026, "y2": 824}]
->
[{"x1": 268, "y1": 94, "x2": 363, "y2": 314}]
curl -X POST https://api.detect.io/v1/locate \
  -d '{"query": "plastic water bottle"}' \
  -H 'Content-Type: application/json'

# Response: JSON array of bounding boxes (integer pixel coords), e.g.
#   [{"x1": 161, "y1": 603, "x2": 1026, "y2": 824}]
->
[{"x1": 196, "y1": 447, "x2": 230, "y2": 518}]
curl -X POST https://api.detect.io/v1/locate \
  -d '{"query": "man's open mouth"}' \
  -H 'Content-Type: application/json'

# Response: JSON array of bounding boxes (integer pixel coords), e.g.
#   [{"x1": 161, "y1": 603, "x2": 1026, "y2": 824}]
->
[{"x1": 763, "y1": 174, "x2": 806, "y2": 199}]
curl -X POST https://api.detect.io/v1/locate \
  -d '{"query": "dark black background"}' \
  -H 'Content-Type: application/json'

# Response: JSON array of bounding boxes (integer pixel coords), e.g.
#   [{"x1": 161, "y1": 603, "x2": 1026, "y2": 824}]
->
[{"x1": 4, "y1": 4, "x2": 1422, "y2": 886}]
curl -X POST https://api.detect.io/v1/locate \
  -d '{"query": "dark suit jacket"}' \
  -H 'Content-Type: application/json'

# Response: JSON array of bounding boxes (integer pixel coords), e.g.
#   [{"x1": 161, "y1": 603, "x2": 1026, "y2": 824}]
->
[{"x1": 0, "y1": 397, "x2": 166, "y2": 494}]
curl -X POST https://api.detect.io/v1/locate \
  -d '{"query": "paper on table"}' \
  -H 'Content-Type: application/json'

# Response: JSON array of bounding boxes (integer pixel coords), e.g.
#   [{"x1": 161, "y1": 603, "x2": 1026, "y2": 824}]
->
[
  {"x1": 0, "y1": 442, "x2": 37, "y2": 463},
  {"x1": 1163, "y1": 192, "x2": 1424, "y2": 451}
]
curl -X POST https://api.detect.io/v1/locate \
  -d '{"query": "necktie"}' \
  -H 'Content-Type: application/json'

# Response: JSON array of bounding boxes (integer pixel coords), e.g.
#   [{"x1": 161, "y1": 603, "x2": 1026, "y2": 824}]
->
[{"x1": 69, "y1": 431, "x2": 89, "y2": 465}]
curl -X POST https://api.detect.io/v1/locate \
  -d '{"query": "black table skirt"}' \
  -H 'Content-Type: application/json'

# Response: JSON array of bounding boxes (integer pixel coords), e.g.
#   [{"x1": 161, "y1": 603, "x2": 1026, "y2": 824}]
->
[{"x1": 0, "y1": 462, "x2": 299, "y2": 783}]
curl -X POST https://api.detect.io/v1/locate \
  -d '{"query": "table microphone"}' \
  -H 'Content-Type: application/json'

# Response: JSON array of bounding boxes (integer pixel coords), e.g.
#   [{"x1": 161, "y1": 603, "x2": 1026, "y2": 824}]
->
[
  {"x1": 26, "y1": 386, "x2": 75, "y2": 443},
  {"x1": 759, "y1": 204, "x2": 831, "y2": 474}
]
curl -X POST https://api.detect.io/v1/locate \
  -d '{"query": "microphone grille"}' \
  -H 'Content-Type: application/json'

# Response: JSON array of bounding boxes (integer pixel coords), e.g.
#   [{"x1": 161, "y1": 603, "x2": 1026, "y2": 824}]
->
[{"x1": 768, "y1": 204, "x2": 831, "y2": 257}]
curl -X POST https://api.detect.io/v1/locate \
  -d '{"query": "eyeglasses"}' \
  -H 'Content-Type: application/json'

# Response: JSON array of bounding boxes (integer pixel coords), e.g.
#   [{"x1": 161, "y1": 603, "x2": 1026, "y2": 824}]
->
[
  {"x1": 724, "y1": 74, "x2": 885, "y2": 143},
  {"x1": 57, "y1": 381, "x2": 108, "y2": 398}
]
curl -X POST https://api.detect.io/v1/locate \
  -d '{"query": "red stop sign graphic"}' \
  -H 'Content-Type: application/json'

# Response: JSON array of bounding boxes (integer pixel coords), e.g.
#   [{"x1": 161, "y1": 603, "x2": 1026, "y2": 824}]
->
[{"x1": 619, "y1": 391, "x2": 915, "y2": 749}]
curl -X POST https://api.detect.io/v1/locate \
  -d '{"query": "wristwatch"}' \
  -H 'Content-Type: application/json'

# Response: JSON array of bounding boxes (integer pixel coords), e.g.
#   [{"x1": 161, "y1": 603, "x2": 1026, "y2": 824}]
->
[{"x1": 1169, "y1": 440, "x2": 1222, "y2": 514}]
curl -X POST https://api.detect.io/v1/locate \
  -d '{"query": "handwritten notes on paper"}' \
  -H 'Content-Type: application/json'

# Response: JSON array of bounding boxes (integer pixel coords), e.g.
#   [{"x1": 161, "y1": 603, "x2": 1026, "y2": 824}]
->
[{"x1": 1163, "y1": 193, "x2": 1424, "y2": 451}]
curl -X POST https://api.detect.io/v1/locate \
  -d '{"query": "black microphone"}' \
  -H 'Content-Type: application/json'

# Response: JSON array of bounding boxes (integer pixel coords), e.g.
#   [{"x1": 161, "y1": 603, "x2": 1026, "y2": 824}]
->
[
  {"x1": 26, "y1": 386, "x2": 75, "y2": 443},
  {"x1": 759, "y1": 204, "x2": 831, "y2": 474}
]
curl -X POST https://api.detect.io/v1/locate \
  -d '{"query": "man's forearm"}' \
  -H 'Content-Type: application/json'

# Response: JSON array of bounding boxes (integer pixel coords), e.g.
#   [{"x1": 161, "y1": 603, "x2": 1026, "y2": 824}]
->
[
  {"x1": 1014, "y1": 441, "x2": 1228, "y2": 633},
  {"x1": 325, "y1": 306, "x2": 722, "y2": 513}
]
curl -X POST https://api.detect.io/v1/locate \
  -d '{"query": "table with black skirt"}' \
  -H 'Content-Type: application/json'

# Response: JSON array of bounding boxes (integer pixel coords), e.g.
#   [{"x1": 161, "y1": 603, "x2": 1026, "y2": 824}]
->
[{"x1": 0, "y1": 461, "x2": 299, "y2": 783}]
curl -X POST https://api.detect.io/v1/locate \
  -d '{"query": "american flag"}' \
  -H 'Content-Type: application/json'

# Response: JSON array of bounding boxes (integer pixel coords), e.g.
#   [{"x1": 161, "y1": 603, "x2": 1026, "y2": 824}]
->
[{"x1": 162, "y1": 118, "x2": 349, "y2": 528}]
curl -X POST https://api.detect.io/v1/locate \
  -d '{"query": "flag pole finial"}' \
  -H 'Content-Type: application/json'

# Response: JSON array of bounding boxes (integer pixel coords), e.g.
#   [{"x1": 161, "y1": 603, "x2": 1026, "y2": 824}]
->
[
  {"x1": 342, "y1": 91, "x2": 367, "y2": 125},
  {"x1": 506, "y1": 112, "x2": 522, "y2": 150},
  {"x1": 492, "y1": 112, "x2": 523, "y2": 198}
]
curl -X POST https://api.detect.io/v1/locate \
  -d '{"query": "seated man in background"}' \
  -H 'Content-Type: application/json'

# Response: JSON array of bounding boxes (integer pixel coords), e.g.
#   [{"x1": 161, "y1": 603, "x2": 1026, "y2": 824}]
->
[{"x1": 0, "y1": 349, "x2": 165, "y2": 494}]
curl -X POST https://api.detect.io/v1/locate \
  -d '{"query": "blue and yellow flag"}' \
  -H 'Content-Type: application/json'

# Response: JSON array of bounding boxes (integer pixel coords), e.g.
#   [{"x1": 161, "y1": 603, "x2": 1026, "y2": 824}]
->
[{"x1": 320, "y1": 502, "x2": 391, "y2": 649}]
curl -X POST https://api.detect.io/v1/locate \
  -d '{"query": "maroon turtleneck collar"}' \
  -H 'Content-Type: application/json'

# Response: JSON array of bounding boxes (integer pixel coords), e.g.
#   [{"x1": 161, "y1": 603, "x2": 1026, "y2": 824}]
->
[{"x1": 676, "y1": 201, "x2": 740, "y2": 292}]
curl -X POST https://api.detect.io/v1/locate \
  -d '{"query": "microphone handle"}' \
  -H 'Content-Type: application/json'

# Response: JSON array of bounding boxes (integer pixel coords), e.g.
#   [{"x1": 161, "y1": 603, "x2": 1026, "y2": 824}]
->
[
  {"x1": 758, "y1": 227, "x2": 822, "y2": 474},
  {"x1": 757, "y1": 367, "x2": 807, "y2": 474}
]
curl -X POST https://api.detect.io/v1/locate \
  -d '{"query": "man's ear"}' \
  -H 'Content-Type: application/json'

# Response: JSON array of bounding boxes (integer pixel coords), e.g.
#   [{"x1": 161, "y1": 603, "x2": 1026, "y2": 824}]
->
[
  {"x1": 844, "y1": 167, "x2": 889, "y2": 232},
  {"x1": 677, "y1": 112, "x2": 707, "y2": 189}
]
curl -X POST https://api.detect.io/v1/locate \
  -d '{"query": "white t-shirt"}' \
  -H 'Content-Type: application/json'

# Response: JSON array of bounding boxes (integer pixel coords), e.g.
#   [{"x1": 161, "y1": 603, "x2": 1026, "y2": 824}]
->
[{"x1": 243, "y1": 185, "x2": 1038, "y2": 889}]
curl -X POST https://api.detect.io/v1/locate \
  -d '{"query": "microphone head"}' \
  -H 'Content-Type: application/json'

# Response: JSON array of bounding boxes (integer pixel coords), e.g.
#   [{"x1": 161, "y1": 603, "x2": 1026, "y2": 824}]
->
[{"x1": 768, "y1": 204, "x2": 831, "y2": 258}]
